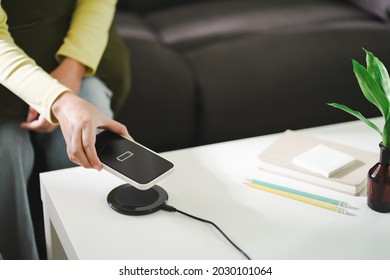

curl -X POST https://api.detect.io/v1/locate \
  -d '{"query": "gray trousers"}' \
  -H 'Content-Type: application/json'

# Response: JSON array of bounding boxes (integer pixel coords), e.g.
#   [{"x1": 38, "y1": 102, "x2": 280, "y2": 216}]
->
[{"x1": 0, "y1": 77, "x2": 113, "y2": 259}]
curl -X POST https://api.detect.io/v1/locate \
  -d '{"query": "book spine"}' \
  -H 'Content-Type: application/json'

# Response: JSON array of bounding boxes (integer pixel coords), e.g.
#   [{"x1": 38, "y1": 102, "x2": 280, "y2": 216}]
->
[{"x1": 258, "y1": 162, "x2": 364, "y2": 195}]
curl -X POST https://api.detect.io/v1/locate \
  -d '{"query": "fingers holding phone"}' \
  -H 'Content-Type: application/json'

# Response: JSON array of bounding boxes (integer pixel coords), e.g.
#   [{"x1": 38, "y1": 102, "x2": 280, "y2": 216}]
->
[
  {"x1": 95, "y1": 130, "x2": 174, "y2": 190},
  {"x1": 51, "y1": 92, "x2": 131, "y2": 170}
]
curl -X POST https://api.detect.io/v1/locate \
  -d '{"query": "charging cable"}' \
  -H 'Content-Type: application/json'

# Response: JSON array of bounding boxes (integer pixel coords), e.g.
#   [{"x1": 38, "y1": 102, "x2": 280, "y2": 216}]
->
[{"x1": 162, "y1": 204, "x2": 251, "y2": 260}]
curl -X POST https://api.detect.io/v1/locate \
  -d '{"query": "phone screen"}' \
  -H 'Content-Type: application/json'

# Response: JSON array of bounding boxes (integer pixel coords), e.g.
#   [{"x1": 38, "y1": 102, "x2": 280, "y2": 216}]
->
[{"x1": 95, "y1": 130, "x2": 174, "y2": 188}]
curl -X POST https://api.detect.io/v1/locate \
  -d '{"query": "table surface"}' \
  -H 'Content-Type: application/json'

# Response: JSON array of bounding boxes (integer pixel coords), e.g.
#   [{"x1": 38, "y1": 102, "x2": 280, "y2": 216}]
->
[{"x1": 40, "y1": 118, "x2": 390, "y2": 260}]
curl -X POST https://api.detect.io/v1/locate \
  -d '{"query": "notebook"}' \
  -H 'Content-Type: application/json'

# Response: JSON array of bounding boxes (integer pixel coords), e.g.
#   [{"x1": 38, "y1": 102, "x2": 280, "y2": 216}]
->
[{"x1": 257, "y1": 130, "x2": 378, "y2": 195}]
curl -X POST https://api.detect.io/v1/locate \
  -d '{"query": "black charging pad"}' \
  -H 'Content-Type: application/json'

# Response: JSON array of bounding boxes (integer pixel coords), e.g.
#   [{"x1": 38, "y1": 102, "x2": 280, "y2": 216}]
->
[{"x1": 107, "y1": 184, "x2": 168, "y2": 215}]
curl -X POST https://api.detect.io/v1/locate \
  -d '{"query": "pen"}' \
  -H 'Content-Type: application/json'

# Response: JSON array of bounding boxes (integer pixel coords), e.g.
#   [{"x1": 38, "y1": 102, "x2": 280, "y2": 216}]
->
[
  {"x1": 245, "y1": 178, "x2": 350, "y2": 208},
  {"x1": 244, "y1": 181, "x2": 350, "y2": 215}
]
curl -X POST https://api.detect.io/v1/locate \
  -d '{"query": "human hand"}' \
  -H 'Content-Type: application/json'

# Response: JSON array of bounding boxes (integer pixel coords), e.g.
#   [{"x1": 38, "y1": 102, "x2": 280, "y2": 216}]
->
[
  {"x1": 20, "y1": 106, "x2": 57, "y2": 133},
  {"x1": 51, "y1": 92, "x2": 131, "y2": 170}
]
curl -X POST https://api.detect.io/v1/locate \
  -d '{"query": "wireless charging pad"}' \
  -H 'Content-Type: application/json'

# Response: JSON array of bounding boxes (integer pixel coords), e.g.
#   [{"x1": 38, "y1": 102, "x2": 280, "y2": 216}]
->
[{"x1": 107, "y1": 184, "x2": 168, "y2": 216}]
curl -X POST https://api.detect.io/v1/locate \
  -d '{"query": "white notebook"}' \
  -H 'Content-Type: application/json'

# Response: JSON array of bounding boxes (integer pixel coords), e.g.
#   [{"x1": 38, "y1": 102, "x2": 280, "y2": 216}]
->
[{"x1": 258, "y1": 130, "x2": 378, "y2": 195}]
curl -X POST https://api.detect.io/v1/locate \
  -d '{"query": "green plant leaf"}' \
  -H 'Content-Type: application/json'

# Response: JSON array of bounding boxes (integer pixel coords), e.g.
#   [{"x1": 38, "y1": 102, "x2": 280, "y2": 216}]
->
[
  {"x1": 353, "y1": 60, "x2": 389, "y2": 117},
  {"x1": 365, "y1": 48, "x2": 376, "y2": 75},
  {"x1": 327, "y1": 103, "x2": 383, "y2": 136},
  {"x1": 364, "y1": 49, "x2": 390, "y2": 100},
  {"x1": 329, "y1": 50, "x2": 390, "y2": 146}
]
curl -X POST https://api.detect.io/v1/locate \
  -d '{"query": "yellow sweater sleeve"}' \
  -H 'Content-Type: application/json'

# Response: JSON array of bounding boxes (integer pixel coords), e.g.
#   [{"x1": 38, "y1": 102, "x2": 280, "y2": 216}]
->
[
  {"x1": 0, "y1": 6, "x2": 70, "y2": 124},
  {"x1": 56, "y1": 0, "x2": 117, "y2": 76}
]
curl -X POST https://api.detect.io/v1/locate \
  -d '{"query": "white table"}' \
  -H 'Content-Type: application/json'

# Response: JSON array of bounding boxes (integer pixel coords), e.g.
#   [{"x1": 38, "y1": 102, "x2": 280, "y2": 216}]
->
[{"x1": 40, "y1": 118, "x2": 390, "y2": 260}]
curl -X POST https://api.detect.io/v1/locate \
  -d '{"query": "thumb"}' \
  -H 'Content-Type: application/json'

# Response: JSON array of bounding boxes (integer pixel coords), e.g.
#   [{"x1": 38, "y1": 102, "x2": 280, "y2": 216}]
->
[{"x1": 26, "y1": 107, "x2": 39, "y2": 122}]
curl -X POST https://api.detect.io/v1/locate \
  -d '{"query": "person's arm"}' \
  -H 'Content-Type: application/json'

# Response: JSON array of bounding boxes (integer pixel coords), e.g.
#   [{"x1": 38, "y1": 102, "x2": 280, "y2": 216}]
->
[
  {"x1": 0, "y1": 6, "x2": 129, "y2": 169},
  {"x1": 0, "y1": 6, "x2": 69, "y2": 124},
  {"x1": 20, "y1": 57, "x2": 88, "y2": 133},
  {"x1": 56, "y1": 0, "x2": 117, "y2": 76},
  {"x1": 21, "y1": 0, "x2": 117, "y2": 132}
]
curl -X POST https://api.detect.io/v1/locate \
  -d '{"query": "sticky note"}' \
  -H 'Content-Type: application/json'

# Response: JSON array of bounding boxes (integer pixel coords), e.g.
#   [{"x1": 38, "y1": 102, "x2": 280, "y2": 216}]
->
[{"x1": 292, "y1": 144, "x2": 356, "y2": 177}]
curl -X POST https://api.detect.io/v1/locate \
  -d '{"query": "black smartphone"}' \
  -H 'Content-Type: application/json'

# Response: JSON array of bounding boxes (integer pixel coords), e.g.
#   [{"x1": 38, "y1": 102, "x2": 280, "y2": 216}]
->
[{"x1": 95, "y1": 130, "x2": 174, "y2": 190}]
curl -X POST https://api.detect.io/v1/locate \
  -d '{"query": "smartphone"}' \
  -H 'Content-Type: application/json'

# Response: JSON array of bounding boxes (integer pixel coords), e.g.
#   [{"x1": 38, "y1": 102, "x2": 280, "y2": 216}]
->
[{"x1": 95, "y1": 130, "x2": 174, "y2": 190}]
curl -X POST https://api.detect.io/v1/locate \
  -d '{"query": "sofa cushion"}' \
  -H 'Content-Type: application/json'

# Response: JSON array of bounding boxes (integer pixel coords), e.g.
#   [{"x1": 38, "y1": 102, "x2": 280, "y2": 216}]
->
[
  {"x1": 114, "y1": 0, "x2": 389, "y2": 150},
  {"x1": 117, "y1": 0, "x2": 205, "y2": 13},
  {"x1": 144, "y1": 0, "x2": 373, "y2": 51},
  {"x1": 115, "y1": 12, "x2": 158, "y2": 42},
  {"x1": 350, "y1": 0, "x2": 390, "y2": 21},
  {"x1": 114, "y1": 13, "x2": 197, "y2": 151},
  {"x1": 184, "y1": 25, "x2": 387, "y2": 144},
  {"x1": 117, "y1": 0, "x2": 344, "y2": 13}
]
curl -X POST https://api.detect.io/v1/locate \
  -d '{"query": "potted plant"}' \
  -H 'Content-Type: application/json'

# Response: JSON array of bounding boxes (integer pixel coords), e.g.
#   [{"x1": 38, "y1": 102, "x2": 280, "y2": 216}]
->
[{"x1": 328, "y1": 49, "x2": 390, "y2": 213}]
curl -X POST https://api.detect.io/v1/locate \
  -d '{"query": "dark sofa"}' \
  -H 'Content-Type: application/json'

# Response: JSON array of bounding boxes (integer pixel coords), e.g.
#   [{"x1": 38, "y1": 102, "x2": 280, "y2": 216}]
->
[{"x1": 114, "y1": 0, "x2": 390, "y2": 152}]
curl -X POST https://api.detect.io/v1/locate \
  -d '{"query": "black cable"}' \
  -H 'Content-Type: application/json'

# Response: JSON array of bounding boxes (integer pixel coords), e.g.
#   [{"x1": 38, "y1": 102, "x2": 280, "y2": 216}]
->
[{"x1": 162, "y1": 204, "x2": 251, "y2": 260}]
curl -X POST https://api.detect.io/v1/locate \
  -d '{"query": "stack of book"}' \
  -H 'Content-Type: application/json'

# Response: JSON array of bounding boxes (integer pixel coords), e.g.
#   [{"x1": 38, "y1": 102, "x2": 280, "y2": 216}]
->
[{"x1": 257, "y1": 130, "x2": 378, "y2": 195}]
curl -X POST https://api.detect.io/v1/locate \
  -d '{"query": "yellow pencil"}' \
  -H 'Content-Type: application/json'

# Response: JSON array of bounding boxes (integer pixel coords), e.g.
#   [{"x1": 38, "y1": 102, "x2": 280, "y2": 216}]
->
[{"x1": 245, "y1": 182, "x2": 349, "y2": 215}]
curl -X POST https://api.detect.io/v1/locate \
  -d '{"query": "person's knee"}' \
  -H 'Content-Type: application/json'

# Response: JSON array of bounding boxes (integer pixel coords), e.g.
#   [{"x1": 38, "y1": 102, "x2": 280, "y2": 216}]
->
[
  {"x1": 0, "y1": 119, "x2": 34, "y2": 178},
  {"x1": 79, "y1": 77, "x2": 113, "y2": 118},
  {"x1": 0, "y1": 120, "x2": 33, "y2": 156}
]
